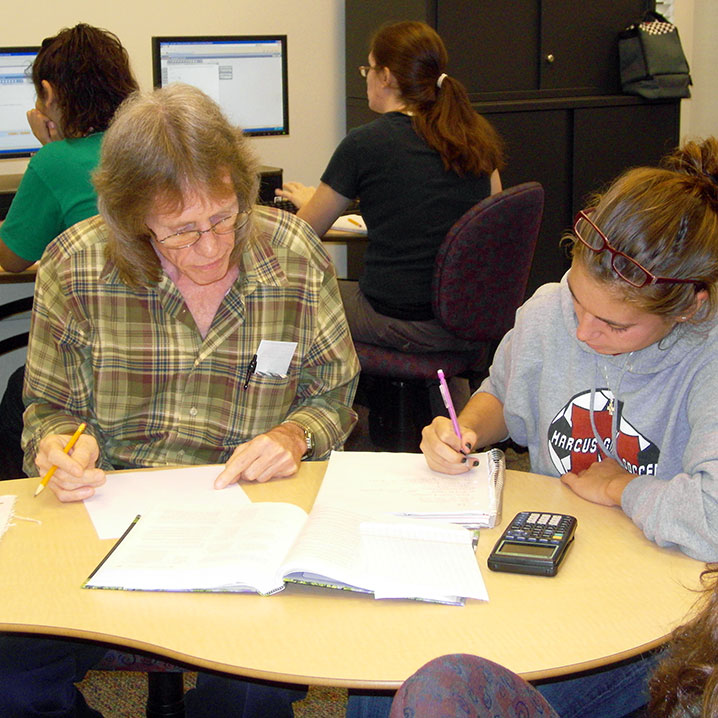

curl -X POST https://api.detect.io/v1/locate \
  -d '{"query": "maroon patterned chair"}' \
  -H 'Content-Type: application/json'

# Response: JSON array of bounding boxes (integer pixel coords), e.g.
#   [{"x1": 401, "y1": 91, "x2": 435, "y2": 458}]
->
[{"x1": 355, "y1": 182, "x2": 544, "y2": 452}]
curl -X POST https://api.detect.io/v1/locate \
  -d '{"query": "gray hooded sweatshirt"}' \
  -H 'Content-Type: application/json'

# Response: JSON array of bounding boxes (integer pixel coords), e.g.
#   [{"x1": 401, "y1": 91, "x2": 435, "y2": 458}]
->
[{"x1": 479, "y1": 274, "x2": 718, "y2": 561}]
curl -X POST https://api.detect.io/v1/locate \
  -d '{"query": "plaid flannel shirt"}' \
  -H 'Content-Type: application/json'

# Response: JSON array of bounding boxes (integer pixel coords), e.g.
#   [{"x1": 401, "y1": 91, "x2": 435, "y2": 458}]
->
[{"x1": 22, "y1": 207, "x2": 359, "y2": 473}]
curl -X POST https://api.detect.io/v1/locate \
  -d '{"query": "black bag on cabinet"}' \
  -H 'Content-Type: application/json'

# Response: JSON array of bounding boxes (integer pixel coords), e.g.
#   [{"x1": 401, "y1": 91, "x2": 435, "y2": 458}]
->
[{"x1": 618, "y1": 11, "x2": 691, "y2": 99}]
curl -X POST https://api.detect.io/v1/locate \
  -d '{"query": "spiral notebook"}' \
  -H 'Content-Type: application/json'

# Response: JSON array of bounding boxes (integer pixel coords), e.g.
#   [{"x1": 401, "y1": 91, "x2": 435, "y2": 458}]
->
[{"x1": 314, "y1": 449, "x2": 505, "y2": 529}]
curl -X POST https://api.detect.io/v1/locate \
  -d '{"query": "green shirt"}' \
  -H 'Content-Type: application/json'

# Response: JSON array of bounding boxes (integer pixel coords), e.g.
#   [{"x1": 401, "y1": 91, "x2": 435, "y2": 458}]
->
[
  {"x1": 1, "y1": 133, "x2": 103, "y2": 262},
  {"x1": 22, "y1": 207, "x2": 359, "y2": 472}
]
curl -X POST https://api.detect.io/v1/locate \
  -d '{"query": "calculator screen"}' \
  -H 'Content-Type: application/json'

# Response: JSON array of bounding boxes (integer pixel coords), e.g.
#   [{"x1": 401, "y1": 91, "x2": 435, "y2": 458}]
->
[{"x1": 497, "y1": 541, "x2": 556, "y2": 558}]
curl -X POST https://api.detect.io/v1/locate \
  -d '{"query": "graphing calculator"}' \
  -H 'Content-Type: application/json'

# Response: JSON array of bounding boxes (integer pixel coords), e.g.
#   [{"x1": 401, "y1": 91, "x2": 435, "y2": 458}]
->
[{"x1": 487, "y1": 512, "x2": 577, "y2": 577}]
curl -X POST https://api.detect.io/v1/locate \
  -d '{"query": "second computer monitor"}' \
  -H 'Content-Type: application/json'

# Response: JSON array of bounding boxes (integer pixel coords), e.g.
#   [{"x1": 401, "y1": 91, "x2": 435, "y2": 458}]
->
[
  {"x1": 152, "y1": 35, "x2": 289, "y2": 137},
  {"x1": 0, "y1": 47, "x2": 41, "y2": 158}
]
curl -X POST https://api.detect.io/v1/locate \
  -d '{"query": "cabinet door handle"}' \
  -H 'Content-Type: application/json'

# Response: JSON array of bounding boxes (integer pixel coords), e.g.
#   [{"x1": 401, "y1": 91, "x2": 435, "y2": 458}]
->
[{"x1": 545, "y1": 53, "x2": 555, "y2": 64}]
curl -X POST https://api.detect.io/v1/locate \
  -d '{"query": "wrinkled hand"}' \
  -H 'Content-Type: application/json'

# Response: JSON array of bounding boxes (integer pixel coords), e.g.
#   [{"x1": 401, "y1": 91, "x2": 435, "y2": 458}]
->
[
  {"x1": 561, "y1": 457, "x2": 633, "y2": 506},
  {"x1": 26, "y1": 108, "x2": 61, "y2": 145},
  {"x1": 35, "y1": 433, "x2": 105, "y2": 502},
  {"x1": 420, "y1": 416, "x2": 478, "y2": 475},
  {"x1": 274, "y1": 181, "x2": 316, "y2": 209},
  {"x1": 215, "y1": 424, "x2": 306, "y2": 488}
]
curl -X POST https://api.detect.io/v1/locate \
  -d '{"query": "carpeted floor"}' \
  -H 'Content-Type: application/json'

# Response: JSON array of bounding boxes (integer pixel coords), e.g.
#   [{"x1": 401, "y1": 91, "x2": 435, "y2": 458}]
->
[{"x1": 79, "y1": 671, "x2": 348, "y2": 717}]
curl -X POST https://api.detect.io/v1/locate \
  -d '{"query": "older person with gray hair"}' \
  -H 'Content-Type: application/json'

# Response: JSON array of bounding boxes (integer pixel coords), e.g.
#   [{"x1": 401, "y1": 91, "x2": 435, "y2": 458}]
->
[{"x1": 2, "y1": 83, "x2": 359, "y2": 718}]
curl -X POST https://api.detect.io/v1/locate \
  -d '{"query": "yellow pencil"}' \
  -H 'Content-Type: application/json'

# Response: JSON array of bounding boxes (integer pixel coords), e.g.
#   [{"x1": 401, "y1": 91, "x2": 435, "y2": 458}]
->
[
  {"x1": 34, "y1": 422, "x2": 87, "y2": 497},
  {"x1": 347, "y1": 217, "x2": 362, "y2": 227}
]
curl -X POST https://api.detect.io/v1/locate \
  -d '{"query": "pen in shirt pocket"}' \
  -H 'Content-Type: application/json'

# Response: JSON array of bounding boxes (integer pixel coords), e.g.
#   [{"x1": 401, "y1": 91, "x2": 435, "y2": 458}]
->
[{"x1": 243, "y1": 353, "x2": 258, "y2": 390}]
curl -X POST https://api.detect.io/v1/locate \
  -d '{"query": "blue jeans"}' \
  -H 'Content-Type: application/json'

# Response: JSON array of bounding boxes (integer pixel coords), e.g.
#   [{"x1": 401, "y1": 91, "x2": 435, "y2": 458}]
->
[
  {"x1": 347, "y1": 653, "x2": 658, "y2": 718},
  {"x1": 0, "y1": 634, "x2": 306, "y2": 717},
  {"x1": 535, "y1": 652, "x2": 659, "y2": 718}
]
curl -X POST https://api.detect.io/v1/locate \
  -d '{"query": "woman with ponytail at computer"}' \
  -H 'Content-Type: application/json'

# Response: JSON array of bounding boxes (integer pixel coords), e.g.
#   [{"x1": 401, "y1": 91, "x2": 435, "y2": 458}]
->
[{"x1": 277, "y1": 20, "x2": 504, "y2": 354}]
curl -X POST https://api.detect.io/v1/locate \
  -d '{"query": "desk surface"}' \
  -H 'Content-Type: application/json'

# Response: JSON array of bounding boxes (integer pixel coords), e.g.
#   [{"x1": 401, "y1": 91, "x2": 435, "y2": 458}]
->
[{"x1": 0, "y1": 463, "x2": 704, "y2": 689}]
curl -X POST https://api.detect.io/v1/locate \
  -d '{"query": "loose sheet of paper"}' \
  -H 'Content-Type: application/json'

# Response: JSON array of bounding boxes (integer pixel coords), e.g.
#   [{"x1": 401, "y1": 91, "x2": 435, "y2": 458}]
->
[
  {"x1": 316, "y1": 451, "x2": 491, "y2": 517},
  {"x1": 360, "y1": 518, "x2": 488, "y2": 602},
  {"x1": 330, "y1": 214, "x2": 367, "y2": 234},
  {"x1": 0, "y1": 495, "x2": 17, "y2": 541},
  {"x1": 83, "y1": 465, "x2": 250, "y2": 539}
]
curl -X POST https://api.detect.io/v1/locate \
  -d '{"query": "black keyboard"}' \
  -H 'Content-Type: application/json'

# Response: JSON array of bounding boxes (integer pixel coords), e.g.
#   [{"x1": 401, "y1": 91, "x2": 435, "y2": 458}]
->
[
  {"x1": 258, "y1": 197, "x2": 298, "y2": 213},
  {"x1": 258, "y1": 197, "x2": 362, "y2": 217}
]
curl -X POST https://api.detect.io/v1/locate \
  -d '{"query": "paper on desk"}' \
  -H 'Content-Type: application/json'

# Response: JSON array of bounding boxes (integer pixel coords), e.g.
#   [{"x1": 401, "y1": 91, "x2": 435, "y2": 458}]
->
[
  {"x1": 0, "y1": 495, "x2": 17, "y2": 541},
  {"x1": 83, "y1": 465, "x2": 250, "y2": 539},
  {"x1": 330, "y1": 214, "x2": 367, "y2": 234},
  {"x1": 360, "y1": 517, "x2": 488, "y2": 603},
  {"x1": 316, "y1": 451, "x2": 492, "y2": 521}
]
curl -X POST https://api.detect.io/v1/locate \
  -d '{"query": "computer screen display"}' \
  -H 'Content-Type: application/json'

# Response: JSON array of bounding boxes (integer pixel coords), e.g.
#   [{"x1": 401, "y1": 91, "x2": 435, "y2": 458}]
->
[
  {"x1": 0, "y1": 47, "x2": 40, "y2": 158},
  {"x1": 152, "y1": 35, "x2": 289, "y2": 137}
]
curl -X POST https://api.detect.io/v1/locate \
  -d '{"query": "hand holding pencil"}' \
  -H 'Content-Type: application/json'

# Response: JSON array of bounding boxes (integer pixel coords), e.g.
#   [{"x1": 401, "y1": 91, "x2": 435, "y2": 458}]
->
[{"x1": 35, "y1": 422, "x2": 105, "y2": 501}]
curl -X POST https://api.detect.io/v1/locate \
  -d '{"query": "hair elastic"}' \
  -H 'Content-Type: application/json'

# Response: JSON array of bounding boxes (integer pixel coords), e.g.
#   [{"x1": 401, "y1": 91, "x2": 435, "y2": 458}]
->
[{"x1": 436, "y1": 72, "x2": 448, "y2": 89}]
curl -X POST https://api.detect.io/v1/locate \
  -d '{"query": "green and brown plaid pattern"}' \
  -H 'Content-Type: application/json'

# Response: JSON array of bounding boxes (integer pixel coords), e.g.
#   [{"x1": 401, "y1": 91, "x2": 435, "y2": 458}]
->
[{"x1": 23, "y1": 207, "x2": 359, "y2": 473}]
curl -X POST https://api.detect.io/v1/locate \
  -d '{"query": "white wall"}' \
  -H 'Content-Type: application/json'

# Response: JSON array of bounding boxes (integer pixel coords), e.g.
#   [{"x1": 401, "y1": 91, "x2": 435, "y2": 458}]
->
[
  {"x1": 673, "y1": 0, "x2": 718, "y2": 142},
  {"x1": 0, "y1": 0, "x2": 346, "y2": 184},
  {"x1": 681, "y1": 0, "x2": 718, "y2": 141}
]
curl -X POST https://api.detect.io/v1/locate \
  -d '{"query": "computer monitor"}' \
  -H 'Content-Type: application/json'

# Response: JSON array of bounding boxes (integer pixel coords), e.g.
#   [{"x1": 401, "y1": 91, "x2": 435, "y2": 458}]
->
[
  {"x1": 0, "y1": 47, "x2": 40, "y2": 158},
  {"x1": 152, "y1": 35, "x2": 289, "y2": 137}
]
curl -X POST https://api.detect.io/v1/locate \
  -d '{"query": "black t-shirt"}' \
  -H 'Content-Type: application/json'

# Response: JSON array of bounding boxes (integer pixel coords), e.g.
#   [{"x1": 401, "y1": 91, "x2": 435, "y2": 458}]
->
[{"x1": 321, "y1": 112, "x2": 491, "y2": 320}]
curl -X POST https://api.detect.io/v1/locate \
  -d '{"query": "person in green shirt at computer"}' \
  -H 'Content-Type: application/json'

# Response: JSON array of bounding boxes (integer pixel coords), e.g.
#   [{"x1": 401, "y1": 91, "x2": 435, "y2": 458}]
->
[
  {"x1": 0, "y1": 23, "x2": 137, "y2": 272},
  {"x1": 0, "y1": 23, "x2": 138, "y2": 480}
]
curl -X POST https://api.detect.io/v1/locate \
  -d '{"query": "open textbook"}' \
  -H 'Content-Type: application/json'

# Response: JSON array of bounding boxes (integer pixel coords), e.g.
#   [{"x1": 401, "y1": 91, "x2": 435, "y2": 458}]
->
[
  {"x1": 83, "y1": 503, "x2": 487, "y2": 604},
  {"x1": 83, "y1": 451, "x2": 503, "y2": 603}
]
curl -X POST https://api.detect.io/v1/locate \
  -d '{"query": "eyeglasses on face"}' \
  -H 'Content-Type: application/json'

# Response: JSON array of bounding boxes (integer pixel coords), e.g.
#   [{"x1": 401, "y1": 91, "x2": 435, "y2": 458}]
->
[
  {"x1": 573, "y1": 208, "x2": 703, "y2": 289},
  {"x1": 358, "y1": 65, "x2": 379, "y2": 78},
  {"x1": 152, "y1": 210, "x2": 252, "y2": 250}
]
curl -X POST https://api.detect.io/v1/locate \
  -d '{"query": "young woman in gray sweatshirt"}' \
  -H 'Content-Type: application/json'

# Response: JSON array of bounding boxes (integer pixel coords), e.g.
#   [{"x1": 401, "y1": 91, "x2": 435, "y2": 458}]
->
[{"x1": 423, "y1": 137, "x2": 718, "y2": 563}]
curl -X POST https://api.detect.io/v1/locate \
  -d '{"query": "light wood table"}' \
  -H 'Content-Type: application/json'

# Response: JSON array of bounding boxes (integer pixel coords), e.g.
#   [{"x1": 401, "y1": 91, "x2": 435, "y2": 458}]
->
[
  {"x1": 0, "y1": 263, "x2": 36, "y2": 283},
  {"x1": 0, "y1": 463, "x2": 704, "y2": 688}
]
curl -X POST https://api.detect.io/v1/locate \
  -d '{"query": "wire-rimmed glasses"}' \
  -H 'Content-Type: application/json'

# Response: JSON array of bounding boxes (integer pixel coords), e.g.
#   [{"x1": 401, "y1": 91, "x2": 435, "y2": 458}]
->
[
  {"x1": 152, "y1": 210, "x2": 252, "y2": 250},
  {"x1": 573, "y1": 208, "x2": 702, "y2": 288}
]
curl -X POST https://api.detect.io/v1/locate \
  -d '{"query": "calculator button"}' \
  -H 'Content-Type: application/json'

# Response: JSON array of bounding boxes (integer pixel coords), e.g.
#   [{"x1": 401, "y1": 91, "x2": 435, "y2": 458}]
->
[
  {"x1": 549, "y1": 515, "x2": 561, "y2": 526},
  {"x1": 537, "y1": 514, "x2": 550, "y2": 524},
  {"x1": 528, "y1": 513, "x2": 540, "y2": 523}
]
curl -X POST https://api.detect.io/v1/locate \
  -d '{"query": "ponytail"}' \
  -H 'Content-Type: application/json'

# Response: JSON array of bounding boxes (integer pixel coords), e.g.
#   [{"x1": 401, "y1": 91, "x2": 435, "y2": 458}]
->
[
  {"x1": 370, "y1": 20, "x2": 504, "y2": 177},
  {"x1": 414, "y1": 74, "x2": 504, "y2": 176}
]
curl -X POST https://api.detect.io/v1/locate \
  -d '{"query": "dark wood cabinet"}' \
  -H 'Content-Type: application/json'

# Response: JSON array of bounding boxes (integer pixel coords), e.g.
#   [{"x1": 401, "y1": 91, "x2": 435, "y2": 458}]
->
[
  {"x1": 345, "y1": 0, "x2": 681, "y2": 296},
  {"x1": 347, "y1": 0, "x2": 648, "y2": 101}
]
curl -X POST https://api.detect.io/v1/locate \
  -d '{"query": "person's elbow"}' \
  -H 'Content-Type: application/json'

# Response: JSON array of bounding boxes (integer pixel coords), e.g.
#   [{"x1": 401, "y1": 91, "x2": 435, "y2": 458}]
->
[{"x1": 0, "y1": 239, "x2": 34, "y2": 272}]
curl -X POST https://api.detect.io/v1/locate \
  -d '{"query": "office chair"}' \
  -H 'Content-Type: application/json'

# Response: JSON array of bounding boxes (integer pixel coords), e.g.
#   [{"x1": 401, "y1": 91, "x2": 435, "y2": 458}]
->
[
  {"x1": 93, "y1": 649, "x2": 186, "y2": 718},
  {"x1": 0, "y1": 295, "x2": 33, "y2": 480},
  {"x1": 354, "y1": 182, "x2": 544, "y2": 452}
]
